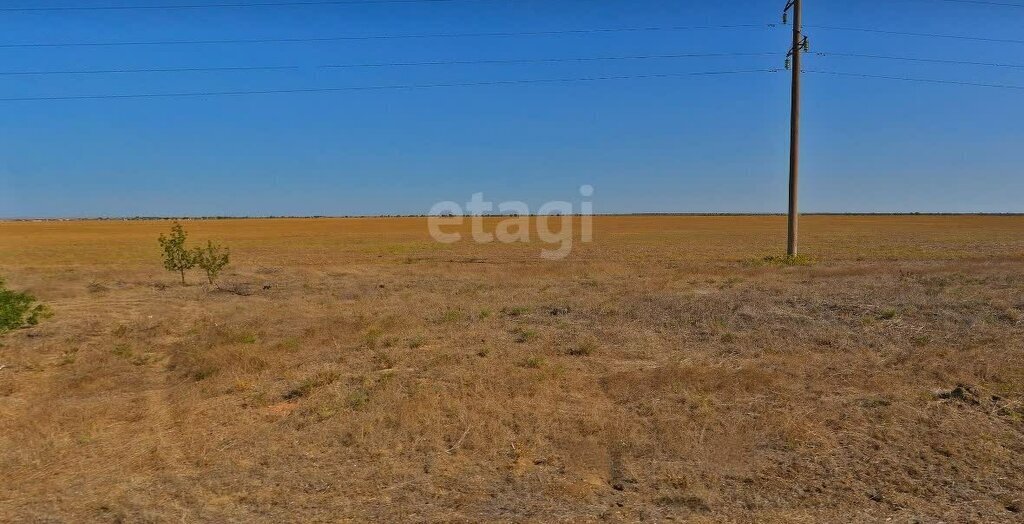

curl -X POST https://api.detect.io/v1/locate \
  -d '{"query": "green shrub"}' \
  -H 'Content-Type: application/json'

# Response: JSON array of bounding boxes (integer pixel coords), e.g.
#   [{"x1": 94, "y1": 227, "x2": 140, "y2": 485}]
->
[
  {"x1": 193, "y1": 240, "x2": 230, "y2": 285},
  {"x1": 0, "y1": 277, "x2": 50, "y2": 334},
  {"x1": 158, "y1": 221, "x2": 196, "y2": 285},
  {"x1": 158, "y1": 222, "x2": 232, "y2": 286}
]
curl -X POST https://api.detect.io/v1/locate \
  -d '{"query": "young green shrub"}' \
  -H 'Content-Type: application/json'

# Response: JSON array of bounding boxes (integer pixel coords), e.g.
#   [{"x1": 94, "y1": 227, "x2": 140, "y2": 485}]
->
[
  {"x1": 193, "y1": 240, "x2": 230, "y2": 285},
  {"x1": 158, "y1": 221, "x2": 196, "y2": 285},
  {"x1": 0, "y1": 277, "x2": 51, "y2": 334}
]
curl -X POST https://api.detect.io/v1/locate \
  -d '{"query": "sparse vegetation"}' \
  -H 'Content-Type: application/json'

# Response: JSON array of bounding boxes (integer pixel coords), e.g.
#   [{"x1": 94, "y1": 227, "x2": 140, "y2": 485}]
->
[
  {"x1": 0, "y1": 277, "x2": 50, "y2": 334},
  {"x1": 511, "y1": 327, "x2": 537, "y2": 343},
  {"x1": 157, "y1": 221, "x2": 196, "y2": 285},
  {"x1": 112, "y1": 343, "x2": 132, "y2": 359},
  {"x1": 877, "y1": 307, "x2": 899, "y2": 320},
  {"x1": 744, "y1": 253, "x2": 817, "y2": 267},
  {"x1": 3, "y1": 216, "x2": 1024, "y2": 522},
  {"x1": 157, "y1": 221, "x2": 231, "y2": 285},
  {"x1": 193, "y1": 240, "x2": 230, "y2": 285},
  {"x1": 346, "y1": 387, "x2": 371, "y2": 410},
  {"x1": 274, "y1": 337, "x2": 300, "y2": 352},
  {"x1": 438, "y1": 308, "x2": 464, "y2": 323},
  {"x1": 283, "y1": 382, "x2": 312, "y2": 400},
  {"x1": 566, "y1": 338, "x2": 598, "y2": 356},
  {"x1": 502, "y1": 306, "x2": 529, "y2": 317},
  {"x1": 362, "y1": 327, "x2": 384, "y2": 349},
  {"x1": 372, "y1": 350, "x2": 394, "y2": 370},
  {"x1": 519, "y1": 355, "x2": 545, "y2": 369}
]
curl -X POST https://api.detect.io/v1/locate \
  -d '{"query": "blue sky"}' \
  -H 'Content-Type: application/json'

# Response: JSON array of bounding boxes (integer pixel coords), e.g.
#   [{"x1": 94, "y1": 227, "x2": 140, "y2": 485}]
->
[{"x1": 0, "y1": 0, "x2": 1021, "y2": 217}]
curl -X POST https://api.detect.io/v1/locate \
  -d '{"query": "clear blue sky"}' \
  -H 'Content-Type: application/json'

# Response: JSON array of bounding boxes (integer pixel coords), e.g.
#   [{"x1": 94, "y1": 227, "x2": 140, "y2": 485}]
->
[{"x1": 0, "y1": 0, "x2": 1021, "y2": 217}]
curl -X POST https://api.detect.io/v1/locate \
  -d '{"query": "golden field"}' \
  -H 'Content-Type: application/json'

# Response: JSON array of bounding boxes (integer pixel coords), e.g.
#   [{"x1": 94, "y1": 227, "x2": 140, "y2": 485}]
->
[{"x1": 1, "y1": 215, "x2": 1023, "y2": 522}]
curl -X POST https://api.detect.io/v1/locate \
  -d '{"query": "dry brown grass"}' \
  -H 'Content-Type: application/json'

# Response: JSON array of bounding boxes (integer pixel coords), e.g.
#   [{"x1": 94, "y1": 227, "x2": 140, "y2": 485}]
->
[{"x1": 1, "y1": 216, "x2": 1023, "y2": 522}]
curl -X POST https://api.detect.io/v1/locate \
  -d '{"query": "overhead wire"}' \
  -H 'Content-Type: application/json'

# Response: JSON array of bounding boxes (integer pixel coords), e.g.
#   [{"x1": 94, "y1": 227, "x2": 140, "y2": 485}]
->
[
  {"x1": 0, "y1": 0, "x2": 475, "y2": 12},
  {"x1": 814, "y1": 51, "x2": 1024, "y2": 69},
  {"x1": 0, "y1": 52, "x2": 781, "y2": 76},
  {"x1": 930, "y1": 0, "x2": 1024, "y2": 7},
  {"x1": 806, "y1": 24, "x2": 1024, "y2": 45},
  {"x1": 0, "y1": 68, "x2": 781, "y2": 102},
  {"x1": 0, "y1": 24, "x2": 773, "y2": 49},
  {"x1": 804, "y1": 69, "x2": 1024, "y2": 90}
]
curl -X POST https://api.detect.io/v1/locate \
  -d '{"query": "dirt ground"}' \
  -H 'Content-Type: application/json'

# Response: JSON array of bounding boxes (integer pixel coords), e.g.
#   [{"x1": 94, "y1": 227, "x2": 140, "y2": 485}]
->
[{"x1": 1, "y1": 215, "x2": 1023, "y2": 522}]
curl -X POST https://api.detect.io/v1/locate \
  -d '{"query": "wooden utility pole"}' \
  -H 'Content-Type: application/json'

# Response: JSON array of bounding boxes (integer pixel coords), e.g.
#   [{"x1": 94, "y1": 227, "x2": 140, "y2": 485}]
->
[{"x1": 784, "y1": 0, "x2": 807, "y2": 256}]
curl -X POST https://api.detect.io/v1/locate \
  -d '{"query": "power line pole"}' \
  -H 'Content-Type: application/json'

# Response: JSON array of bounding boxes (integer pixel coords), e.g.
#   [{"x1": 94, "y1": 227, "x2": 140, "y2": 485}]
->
[{"x1": 784, "y1": 0, "x2": 807, "y2": 256}]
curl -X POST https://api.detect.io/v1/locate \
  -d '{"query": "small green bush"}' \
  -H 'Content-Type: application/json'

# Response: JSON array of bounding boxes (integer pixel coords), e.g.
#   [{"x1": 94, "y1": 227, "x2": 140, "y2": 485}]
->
[
  {"x1": 0, "y1": 277, "x2": 50, "y2": 334},
  {"x1": 193, "y1": 240, "x2": 230, "y2": 285},
  {"x1": 158, "y1": 222, "x2": 232, "y2": 286},
  {"x1": 158, "y1": 221, "x2": 196, "y2": 285}
]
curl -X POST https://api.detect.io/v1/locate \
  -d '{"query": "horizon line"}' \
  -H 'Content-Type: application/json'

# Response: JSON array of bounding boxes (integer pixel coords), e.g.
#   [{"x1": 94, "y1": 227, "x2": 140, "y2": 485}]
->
[{"x1": 4, "y1": 212, "x2": 1024, "y2": 222}]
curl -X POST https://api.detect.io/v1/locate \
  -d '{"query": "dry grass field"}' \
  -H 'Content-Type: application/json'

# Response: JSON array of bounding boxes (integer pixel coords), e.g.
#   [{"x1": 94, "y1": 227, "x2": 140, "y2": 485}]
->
[{"x1": 1, "y1": 215, "x2": 1023, "y2": 522}]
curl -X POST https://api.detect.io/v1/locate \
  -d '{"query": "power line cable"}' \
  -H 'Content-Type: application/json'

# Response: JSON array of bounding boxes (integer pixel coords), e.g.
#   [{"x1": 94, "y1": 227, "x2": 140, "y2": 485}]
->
[
  {"x1": 19, "y1": 24, "x2": 1016, "y2": 50},
  {"x1": 8, "y1": 0, "x2": 1020, "y2": 13},
  {"x1": 0, "y1": 65, "x2": 300, "y2": 75},
  {"x1": 931, "y1": 0, "x2": 1024, "y2": 7},
  {"x1": 0, "y1": 52, "x2": 780, "y2": 76},
  {"x1": 815, "y1": 51, "x2": 1024, "y2": 69},
  {"x1": 0, "y1": 68, "x2": 780, "y2": 102},
  {"x1": 807, "y1": 24, "x2": 1024, "y2": 44},
  {"x1": 805, "y1": 69, "x2": 1024, "y2": 90},
  {"x1": 0, "y1": 0, "x2": 472, "y2": 12},
  {"x1": 0, "y1": 24, "x2": 773, "y2": 48},
  {"x1": 321, "y1": 51, "x2": 781, "y2": 69}
]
